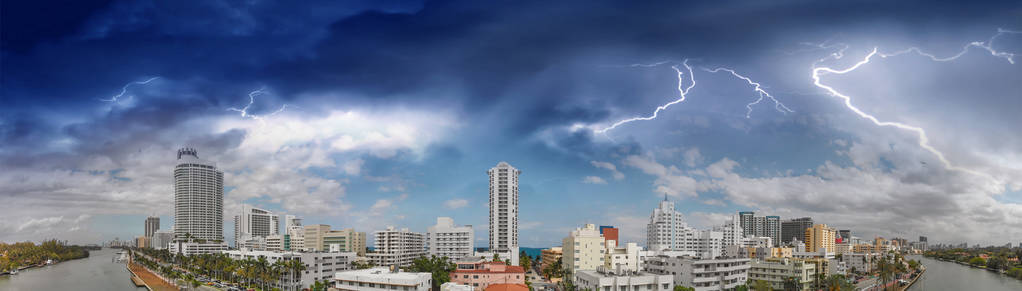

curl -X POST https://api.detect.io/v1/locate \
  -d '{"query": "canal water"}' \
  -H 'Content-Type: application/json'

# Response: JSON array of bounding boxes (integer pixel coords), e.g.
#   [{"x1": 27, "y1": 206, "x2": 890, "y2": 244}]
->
[
  {"x1": 907, "y1": 255, "x2": 1022, "y2": 291},
  {"x1": 0, "y1": 248, "x2": 144, "y2": 291}
]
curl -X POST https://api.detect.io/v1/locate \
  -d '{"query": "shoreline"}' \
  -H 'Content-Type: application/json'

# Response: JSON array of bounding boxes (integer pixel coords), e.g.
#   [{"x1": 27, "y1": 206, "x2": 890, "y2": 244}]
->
[{"x1": 0, "y1": 254, "x2": 91, "y2": 276}]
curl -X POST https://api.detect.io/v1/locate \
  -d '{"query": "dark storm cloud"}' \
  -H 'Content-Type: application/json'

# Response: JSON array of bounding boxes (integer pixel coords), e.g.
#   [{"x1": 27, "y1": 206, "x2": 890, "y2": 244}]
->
[{"x1": 5, "y1": 0, "x2": 1019, "y2": 137}]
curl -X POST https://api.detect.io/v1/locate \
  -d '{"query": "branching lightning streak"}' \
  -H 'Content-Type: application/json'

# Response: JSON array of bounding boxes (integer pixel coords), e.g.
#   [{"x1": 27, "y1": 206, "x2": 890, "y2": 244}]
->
[
  {"x1": 596, "y1": 59, "x2": 695, "y2": 135},
  {"x1": 227, "y1": 87, "x2": 291, "y2": 125},
  {"x1": 703, "y1": 67, "x2": 794, "y2": 118},
  {"x1": 99, "y1": 77, "x2": 159, "y2": 103},
  {"x1": 811, "y1": 29, "x2": 1020, "y2": 179},
  {"x1": 879, "y1": 28, "x2": 1021, "y2": 64}
]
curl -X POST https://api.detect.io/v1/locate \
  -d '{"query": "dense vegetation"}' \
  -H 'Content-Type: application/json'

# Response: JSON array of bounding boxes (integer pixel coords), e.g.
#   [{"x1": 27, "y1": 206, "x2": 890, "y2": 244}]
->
[
  {"x1": 130, "y1": 247, "x2": 314, "y2": 291},
  {"x1": 0, "y1": 240, "x2": 90, "y2": 272},
  {"x1": 925, "y1": 247, "x2": 1022, "y2": 280}
]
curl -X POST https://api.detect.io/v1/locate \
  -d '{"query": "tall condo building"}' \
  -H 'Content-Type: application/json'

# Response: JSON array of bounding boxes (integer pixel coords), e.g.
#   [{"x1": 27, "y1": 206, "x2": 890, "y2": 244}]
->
[
  {"x1": 781, "y1": 217, "x2": 814, "y2": 245},
  {"x1": 145, "y1": 215, "x2": 160, "y2": 238},
  {"x1": 173, "y1": 148, "x2": 224, "y2": 242},
  {"x1": 368, "y1": 226, "x2": 426, "y2": 267},
  {"x1": 488, "y1": 162, "x2": 520, "y2": 253},
  {"x1": 738, "y1": 211, "x2": 781, "y2": 247},
  {"x1": 233, "y1": 205, "x2": 281, "y2": 248},
  {"x1": 426, "y1": 217, "x2": 474, "y2": 262},
  {"x1": 804, "y1": 224, "x2": 836, "y2": 253},
  {"x1": 647, "y1": 196, "x2": 697, "y2": 252},
  {"x1": 285, "y1": 215, "x2": 303, "y2": 236}
]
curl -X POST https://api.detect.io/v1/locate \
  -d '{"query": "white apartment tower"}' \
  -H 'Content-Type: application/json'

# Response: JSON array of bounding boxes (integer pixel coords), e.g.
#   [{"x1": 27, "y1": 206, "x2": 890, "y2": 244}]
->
[
  {"x1": 427, "y1": 217, "x2": 474, "y2": 262},
  {"x1": 233, "y1": 205, "x2": 281, "y2": 247},
  {"x1": 285, "y1": 215, "x2": 303, "y2": 236},
  {"x1": 369, "y1": 226, "x2": 426, "y2": 267},
  {"x1": 173, "y1": 148, "x2": 224, "y2": 242},
  {"x1": 488, "y1": 162, "x2": 520, "y2": 253},
  {"x1": 647, "y1": 196, "x2": 697, "y2": 252}
]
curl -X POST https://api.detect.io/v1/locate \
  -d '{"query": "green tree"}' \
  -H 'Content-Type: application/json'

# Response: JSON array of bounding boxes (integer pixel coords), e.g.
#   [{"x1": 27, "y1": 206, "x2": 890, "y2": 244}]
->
[
  {"x1": 752, "y1": 279, "x2": 771, "y2": 291},
  {"x1": 673, "y1": 286, "x2": 695, "y2": 291},
  {"x1": 969, "y1": 257, "x2": 986, "y2": 266},
  {"x1": 520, "y1": 250, "x2": 532, "y2": 270},
  {"x1": 408, "y1": 255, "x2": 456, "y2": 290}
]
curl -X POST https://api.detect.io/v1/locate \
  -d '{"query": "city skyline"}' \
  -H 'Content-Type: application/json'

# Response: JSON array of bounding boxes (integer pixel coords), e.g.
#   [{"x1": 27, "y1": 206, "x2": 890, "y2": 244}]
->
[{"x1": 3, "y1": 0, "x2": 1022, "y2": 248}]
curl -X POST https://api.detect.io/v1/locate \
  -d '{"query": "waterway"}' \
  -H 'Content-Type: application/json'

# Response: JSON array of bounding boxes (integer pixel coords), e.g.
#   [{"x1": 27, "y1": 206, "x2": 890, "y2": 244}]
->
[
  {"x1": 0, "y1": 248, "x2": 144, "y2": 291},
  {"x1": 907, "y1": 255, "x2": 1022, "y2": 291}
]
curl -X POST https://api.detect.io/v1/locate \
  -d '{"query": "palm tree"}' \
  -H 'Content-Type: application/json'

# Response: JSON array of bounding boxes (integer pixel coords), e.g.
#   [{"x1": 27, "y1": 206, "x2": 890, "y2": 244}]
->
[{"x1": 752, "y1": 280, "x2": 771, "y2": 291}]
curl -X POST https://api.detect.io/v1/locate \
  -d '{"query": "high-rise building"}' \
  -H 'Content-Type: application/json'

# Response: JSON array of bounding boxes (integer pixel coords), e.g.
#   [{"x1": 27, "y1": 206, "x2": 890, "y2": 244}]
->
[
  {"x1": 919, "y1": 236, "x2": 927, "y2": 243},
  {"x1": 233, "y1": 205, "x2": 281, "y2": 248},
  {"x1": 713, "y1": 215, "x2": 745, "y2": 247},
  {"x1": 145, "y1": 215, "x2": 160, "y2": 238},
  {"x1": 367, "y1": 226, "x2": 426, "y2": 267},
  {"x1": 647, "y1": 196, "x2": 697, "y2": 252},
  {"x1": 488, "y1": 162, "x2": 520, "y2": 254},
  {"x1": 562, "y1": 224, "x2": 605, "y2": 275},
  {"x1": 427, "y1": 217, "x2": 474, "y2": 262},
  {"x1": 285, "y1": 215, "x2": 303, "y2": 236},
  {"x1": 152, "y1": 230, "x2": 174, "y2": 250},
  {"x1": 739, "y1": 212, "x2": 781, "y2": 247},
  {"x1": 805, "y1": 224, "x2": 836, "y2": 253},
  {"x1": 599, "y1": 225, "x2": 619, "y2": 245},
  {"x1": 839, "y1": 230, "x2": 851, "y2": 241},
  {"x1": 781, "y1": 217, "x2": 814, "y2": 245},
  {"x1": 173, "y1": 148, "x2": 224, "y2": 242}
]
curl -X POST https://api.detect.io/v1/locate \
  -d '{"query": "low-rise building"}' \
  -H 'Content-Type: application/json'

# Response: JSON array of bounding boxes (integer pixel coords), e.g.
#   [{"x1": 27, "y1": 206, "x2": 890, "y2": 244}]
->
[
  {"x1": 604, "y1": 241, "x2": 650, "y2": 273},
  {"x1": 450, "y1": 261, "x2": 525, "y2": 290},
  {"x1": 748, "y1": 258, "x2": 816, "y2": 291},
  {"x1": 169, "y1": 242, "x2": 228, "y2": 256},
  {"x1": 540, "y1": 247, "x2": 563, "y2": 272},
  {"x1": 334, "y1": 267, "x2": 432, "y2": 291},
  {"x1": 644, "y1": 255, "x2": 750, "y2": 291},
  {"x1": 441, "y1": 282, "x2": 475, "y2": 291},
  {"x1": 841, "y1": 252, "x2": 877, "y2": 274},
  {"x1": 223, "y1": 249, "x2": 357, "y2": 288},
  {"x1": 574, "y1": 267, "x2": 674, "y2": 291}
]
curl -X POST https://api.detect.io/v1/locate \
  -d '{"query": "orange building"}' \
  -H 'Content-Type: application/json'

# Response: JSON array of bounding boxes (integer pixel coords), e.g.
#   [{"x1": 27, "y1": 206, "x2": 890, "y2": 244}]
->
[{"x1": 451, "y1": 261, "x2": 526, "y2": 291}]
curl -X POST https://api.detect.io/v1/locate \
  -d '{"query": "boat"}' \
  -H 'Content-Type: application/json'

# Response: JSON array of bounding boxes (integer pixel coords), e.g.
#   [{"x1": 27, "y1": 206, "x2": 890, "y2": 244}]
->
[{"x1": 10, "y1": 269, "x2": 17, "y2": 275}]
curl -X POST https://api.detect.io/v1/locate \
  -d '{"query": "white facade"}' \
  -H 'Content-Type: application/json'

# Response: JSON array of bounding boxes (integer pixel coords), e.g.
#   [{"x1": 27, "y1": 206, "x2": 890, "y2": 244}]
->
[
  {"x1": 169, "y1": 241, "x2": 228, "y2": 256},
  {"x1": 369, "y1": 226, "x2": 426, "y2": 267},
  {"x1": 563, "y1": 224, "x2": 606, "y2": 275},
  {"x1": 488, "y1": 162, "x2": 519, "y2": 254},
  {"x1": 441, "y1": 282, "x2": 475, "y2": 291},
  {"x1": 223, "y1": 249, "x2": 356, "y2": 289},
  {"x1": 647, "y1": 197, "x2": 698, "y2": 252},
  {"x1": 173, "y1": 148, "x2": 224, "y2": 242},
  {"x1": 712, "y1": 215, "x2": 744, "y2": 248},
  {"x1": 644, "y1": 255, "x2": 750, "y2": 291},
  {"x1": 427, "y1": 217, "x2": 474, "y2": 262},
  {"x1": 234, "y1": 205, "x2": 281, "y2": 248},
  {"x1": 335, "y1": 267, "x2": 432, "y2": 291},
  {"x1": 574, "y1": 268, "x2": 674, "y2": 291},
  {"x1": 152, "y1": 230, "x2": 174, "y2": 250},
  {"x1": 266, "y1": 235, "x2": 284, "y2": 252},
  {"x1": 604, "y1": 240, "x2": 649, "y2": 273}
]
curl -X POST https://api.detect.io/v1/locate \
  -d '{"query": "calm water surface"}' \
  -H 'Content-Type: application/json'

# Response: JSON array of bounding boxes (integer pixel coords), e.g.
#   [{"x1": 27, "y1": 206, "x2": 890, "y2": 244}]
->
[
  {"x1": 907, "y1": 255, "x2": 1022, "y2": 291},
  {"x1": 0, "y1": 248, "x2": 144, "y2": 291}
]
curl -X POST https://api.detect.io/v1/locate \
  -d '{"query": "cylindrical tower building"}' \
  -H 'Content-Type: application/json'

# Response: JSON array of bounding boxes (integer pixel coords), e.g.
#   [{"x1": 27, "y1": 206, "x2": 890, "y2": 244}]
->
[{"x1": 173, "y1": 148, "x2": 224, "y2": 242}]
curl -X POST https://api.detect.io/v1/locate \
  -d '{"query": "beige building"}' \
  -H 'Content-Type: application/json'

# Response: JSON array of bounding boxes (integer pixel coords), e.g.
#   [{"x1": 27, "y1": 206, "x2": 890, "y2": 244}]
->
[
  {"x1": 303, "y1": 224, "x2": 366, "y2": 255},
  {"x1": 562, "y1": 224, "x2": 605, "y2": 275},
  {"x1": 748, "y1": 258, "x2": 816, "y2": 291},
  {"x1": 805, "y1": 224, "x2": 836, "y2": 253},
  {"x1": 540, "y1": 247, "x2": 563, "y2": 280}
]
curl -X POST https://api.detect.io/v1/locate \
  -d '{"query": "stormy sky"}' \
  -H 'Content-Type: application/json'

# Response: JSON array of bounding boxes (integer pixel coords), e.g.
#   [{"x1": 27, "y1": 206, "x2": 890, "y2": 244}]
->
[{"x1": 2, "y1": 0, "x2": 1021, "y2": 247}]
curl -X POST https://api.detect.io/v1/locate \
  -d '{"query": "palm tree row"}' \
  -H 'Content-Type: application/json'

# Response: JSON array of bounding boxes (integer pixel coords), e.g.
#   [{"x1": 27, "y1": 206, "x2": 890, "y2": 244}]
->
[{"x1": 131, "y1": 247, "x2": 308, "y2": 291}]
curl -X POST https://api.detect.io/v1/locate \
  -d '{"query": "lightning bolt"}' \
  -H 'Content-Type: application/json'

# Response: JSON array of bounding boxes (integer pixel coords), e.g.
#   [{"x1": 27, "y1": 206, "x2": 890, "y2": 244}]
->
[
  {"x1": 99, "y1": 77, "x2": 159, "y2": 103},
  {"x1": 703, "y1": 67, "x2": 794, "y2": 118},
  {"x1": 596, "y1": 59, "x2": 695, "y2": 135},
  {"x1": 227, "y1": 87, "x2": 291, "y2": 126},
  {"x1": 811, "y1": 29, "x2": 1020, "y2": 179}
]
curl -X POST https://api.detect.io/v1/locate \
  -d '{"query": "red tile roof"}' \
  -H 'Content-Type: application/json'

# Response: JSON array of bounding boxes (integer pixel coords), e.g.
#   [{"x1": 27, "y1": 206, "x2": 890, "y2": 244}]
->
[{"x1": 485, "y1": 284, "x2": 529, "y2": 291}]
